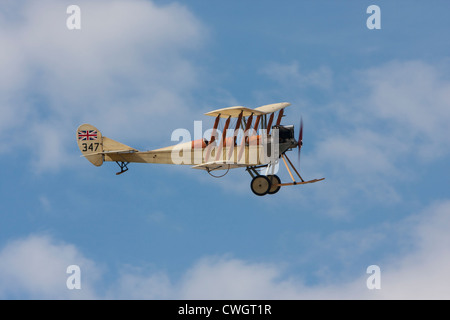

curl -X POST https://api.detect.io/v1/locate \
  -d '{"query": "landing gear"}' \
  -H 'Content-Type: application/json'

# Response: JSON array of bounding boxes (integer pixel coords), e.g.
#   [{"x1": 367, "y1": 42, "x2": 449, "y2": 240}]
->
[
  {"x1": 250, "y1": 175, "x2": 271, "y2": 196},
  {"x1": 246, "y1": 152, "x2": 324, "y2": 196},
  {"x1": 250, "y1": 174, "x2": 281, "y2": 196},
  {"x1": 267, "y1": 175, "x2": 281, "y2": 194},
  {"x1": 247, "y1": 165, "x2": 281, "y2": 196}
]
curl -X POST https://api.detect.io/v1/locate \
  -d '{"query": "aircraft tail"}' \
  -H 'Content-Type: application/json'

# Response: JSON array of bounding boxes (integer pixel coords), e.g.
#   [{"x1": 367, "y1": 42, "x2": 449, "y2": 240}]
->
[
  {"x1": 76, "y1": 124, "x2": 104, "y2": 166},
  {"x1": 77, "y1": 124, "x2": 138, "y2": 167}
]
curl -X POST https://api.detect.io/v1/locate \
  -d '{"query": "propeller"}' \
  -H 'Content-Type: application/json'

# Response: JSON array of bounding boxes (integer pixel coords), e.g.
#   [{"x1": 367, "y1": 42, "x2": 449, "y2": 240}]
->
[{"x1": 297, "y1": 117, "x2": 303, "y2": 167}]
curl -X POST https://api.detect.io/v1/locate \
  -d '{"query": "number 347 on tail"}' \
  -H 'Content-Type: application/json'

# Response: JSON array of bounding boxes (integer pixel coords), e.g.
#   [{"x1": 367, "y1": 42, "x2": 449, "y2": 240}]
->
[{"x1": 77, "y1": 102, "x2": 324, "y2": 196}]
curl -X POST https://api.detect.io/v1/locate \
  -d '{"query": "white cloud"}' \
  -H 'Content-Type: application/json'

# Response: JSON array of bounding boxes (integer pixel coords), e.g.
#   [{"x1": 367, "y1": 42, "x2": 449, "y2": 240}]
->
[
  {"x1": 2, "y1": 201, "x2": 450, "y2": 299},
  {"x1": 260, "y1": 61, "x2": 333, "y2": 90},
  {"x1": 0, "y1": 0, "x2": 206, "y2": 171},
  {"x1": 362, "y1": 60, "x2": 450, "y2": 160},
  {"x1": 178, "y1": 256, "x2": 297, "y2": 299},
  {"x1": 375, "y1": 201, "x2": 450, "y2": 299},
  {"x1": 0, "y1": 234, "x2": 99, "y2": 299}
]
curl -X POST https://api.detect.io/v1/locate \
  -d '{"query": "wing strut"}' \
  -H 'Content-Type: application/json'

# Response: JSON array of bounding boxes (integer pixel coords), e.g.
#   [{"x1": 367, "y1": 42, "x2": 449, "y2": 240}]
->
[
  {"x1": 253, "y1": 115, "x2": 261, "y2": 132},
  {"x1": 215, "y1": 116, "x2": 231, "y2": 161},
  {"x1": 275, "y1": 109, "x2": 284, "y2": 126},
  {"x1": 238, "y1": 113, "x2": 253, "y2": 162},
  {"x1": 204, "y1": 114, "x2": 221, "y2": 163},
  {"x1": 227, "y1": 111, "x2": 243, "y2": 160},
  {"x1": 266, "y1": 113, "x2": 275, "y2": 134},
  {"x1": 210, "y1": 114, "x2": 221, "y2": 144}
]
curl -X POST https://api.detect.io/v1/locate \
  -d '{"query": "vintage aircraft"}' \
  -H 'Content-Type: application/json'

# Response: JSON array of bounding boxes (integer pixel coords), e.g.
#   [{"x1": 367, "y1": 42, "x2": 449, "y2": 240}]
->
[{"x1": 76, "y1": 102, "x2": 324, "y2": 196}]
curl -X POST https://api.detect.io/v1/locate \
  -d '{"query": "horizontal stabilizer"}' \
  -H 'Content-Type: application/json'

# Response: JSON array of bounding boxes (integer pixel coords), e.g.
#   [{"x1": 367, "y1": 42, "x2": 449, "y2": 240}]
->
[
  {"x1": 80, "y1": 150, "x2": 137, "y2": 158},
  {"x1": 103, "y1": 136, "x2": 138, "y2": 153}
]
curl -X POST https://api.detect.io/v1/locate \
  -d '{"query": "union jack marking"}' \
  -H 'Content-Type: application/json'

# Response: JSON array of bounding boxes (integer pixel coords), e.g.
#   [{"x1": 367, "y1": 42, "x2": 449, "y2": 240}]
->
[{"x1": 78, "y1": 130, "x2": 98, "y2": 141}]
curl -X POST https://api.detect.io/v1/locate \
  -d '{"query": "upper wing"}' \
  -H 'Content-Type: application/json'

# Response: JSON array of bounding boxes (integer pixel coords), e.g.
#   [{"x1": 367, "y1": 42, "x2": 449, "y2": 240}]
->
[
  {"x1": 254, "y1": 102, "x2": 291, "y2": 114},
  {"x1": 204, "y1": 102, "x2": 290, "y2": 118},
  {"x1": 204, "y1": 106, "x2": 265, "y2": 118}
]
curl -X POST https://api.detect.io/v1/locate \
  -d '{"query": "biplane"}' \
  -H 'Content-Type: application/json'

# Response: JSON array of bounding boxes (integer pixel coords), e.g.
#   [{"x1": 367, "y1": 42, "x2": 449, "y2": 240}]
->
[{"x1": 77, "y1": 102, "x2": 324, "y2": 196}]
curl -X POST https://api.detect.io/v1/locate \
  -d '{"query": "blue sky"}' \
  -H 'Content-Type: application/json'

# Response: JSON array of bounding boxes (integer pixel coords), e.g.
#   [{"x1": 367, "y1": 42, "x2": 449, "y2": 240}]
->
[{"x1": 1, "y1": 0, "x2": 450, "y2": 299}]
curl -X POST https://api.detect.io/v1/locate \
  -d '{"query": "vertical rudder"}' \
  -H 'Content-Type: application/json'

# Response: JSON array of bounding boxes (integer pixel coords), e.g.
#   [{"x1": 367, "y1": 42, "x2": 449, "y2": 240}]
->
[{"x1": 76, "y1": 124, "x2": 104, "y2": 166}]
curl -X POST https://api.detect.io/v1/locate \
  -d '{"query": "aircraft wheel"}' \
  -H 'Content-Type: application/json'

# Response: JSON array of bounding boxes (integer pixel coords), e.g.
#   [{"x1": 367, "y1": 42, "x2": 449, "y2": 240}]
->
[
  {"x1": 267, "y1": 175, "x2": 281, "y2": 194},
  {"x1": 251, "y1": 175, "x2": 271, "y2": 196}
]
